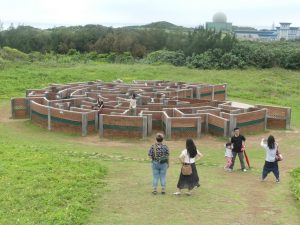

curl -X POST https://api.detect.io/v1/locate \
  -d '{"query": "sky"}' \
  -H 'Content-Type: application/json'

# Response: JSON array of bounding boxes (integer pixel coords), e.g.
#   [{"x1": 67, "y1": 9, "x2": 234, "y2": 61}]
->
[{"x1": 1, "y1": 0, "x2": 300, "y2": 29}]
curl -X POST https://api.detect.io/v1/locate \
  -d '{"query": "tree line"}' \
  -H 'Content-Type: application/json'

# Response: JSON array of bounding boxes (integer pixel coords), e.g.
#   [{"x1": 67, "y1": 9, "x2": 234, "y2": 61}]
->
[{"x1": 0, "y1": 24, "x2": 300, "y2": 69}]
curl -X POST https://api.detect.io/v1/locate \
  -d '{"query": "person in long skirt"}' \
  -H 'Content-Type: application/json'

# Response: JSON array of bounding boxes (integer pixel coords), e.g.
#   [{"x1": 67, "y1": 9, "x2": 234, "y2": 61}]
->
[
  {"x1": 174, "y1": 139, "x2": 203, "y2": 196},
  {"x1": 260, "y1": 135, "x2": 280, "y2": 183}
]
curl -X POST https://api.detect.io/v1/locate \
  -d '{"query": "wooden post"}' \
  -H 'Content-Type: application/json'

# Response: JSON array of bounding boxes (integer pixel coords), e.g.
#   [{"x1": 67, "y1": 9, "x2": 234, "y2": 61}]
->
[
  {"x1": 11, "y1": 98, "x2": 15, "y2": 118},
  {"x1": 48, "y1": 107, "x2": 51, "y2": 131},
  {"x1": 94, "y1": 111, "x2": 98, "y2": 131},
  {"x1": 197, "y1": 117, "x2": 201, "y2": 138},
  {"x1": 224, "y1": 119, "x2": 229, "y2": 137},
  {"x1": 166, "y1": 118, "x2": 171, "y2": 140},
  {"x1": 229, "y1": 114, "x2": 236, "y2": 134},
  {"x1": 82, "y1": 113, "x2": 87, "y2": 136},
  {"x1": 142, "y1": 116, "x2": 148, "y2": 139},
  {"x1": 99, "y1": 114, "x2": 104, "y2": 138}
]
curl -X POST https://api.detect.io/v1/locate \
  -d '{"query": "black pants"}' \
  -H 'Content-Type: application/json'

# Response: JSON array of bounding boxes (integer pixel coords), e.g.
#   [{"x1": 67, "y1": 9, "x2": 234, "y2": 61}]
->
[
  {"x1": 262, "y1": 161, "x2": 279, "y2": 180},
  {"x1": 230, "y1": 151, "x2": 245, "y2": 170}
]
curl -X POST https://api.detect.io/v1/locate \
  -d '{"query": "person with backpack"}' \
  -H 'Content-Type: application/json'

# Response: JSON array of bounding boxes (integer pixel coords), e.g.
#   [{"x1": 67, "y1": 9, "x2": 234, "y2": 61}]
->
[{"x1": 148, "y1": 133, "x2": 169, "y2": 195}]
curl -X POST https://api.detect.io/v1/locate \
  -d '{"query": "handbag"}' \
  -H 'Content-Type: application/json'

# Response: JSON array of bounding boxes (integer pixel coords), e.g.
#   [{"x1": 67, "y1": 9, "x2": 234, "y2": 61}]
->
[
  {"x1": 181, "y1": 154, "x2": 192, "y2": 175},
  {"x1": 181, "y1": 164, "x2": 192, "y2": 175},
  {"x1": 275, "y1": 147, "x2": 283, "y2": 161}
]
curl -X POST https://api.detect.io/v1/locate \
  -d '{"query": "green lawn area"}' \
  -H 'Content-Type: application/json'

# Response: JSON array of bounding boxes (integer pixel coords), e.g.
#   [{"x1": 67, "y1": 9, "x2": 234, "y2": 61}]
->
[{"x1": 0, "y1": 62, "x2": 299, "y2": 224}]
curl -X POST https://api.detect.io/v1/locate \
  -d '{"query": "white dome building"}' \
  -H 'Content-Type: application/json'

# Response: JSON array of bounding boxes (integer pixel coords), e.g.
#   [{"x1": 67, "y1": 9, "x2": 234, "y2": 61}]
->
[{"x1": 206, "y1": 12, "x2": 232, "y2": 32}]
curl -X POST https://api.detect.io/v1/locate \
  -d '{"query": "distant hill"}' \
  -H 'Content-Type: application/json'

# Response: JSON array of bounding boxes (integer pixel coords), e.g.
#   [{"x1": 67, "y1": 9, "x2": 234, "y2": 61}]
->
[{"x1": 124, "y1": 21, "x2": 194, "y2": 32}]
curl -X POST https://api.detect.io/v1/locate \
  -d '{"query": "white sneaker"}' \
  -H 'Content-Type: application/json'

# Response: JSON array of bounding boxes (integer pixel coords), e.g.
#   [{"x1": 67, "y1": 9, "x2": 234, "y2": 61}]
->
[{"x1": 173, "y1": 191, "x2": 181, "y2": 195}]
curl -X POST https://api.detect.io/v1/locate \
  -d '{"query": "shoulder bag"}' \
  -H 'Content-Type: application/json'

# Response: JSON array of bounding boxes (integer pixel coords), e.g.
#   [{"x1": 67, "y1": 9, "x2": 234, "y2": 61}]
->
[{"x1": 181, "y1": 154, "x2": 192, "y2": 175}]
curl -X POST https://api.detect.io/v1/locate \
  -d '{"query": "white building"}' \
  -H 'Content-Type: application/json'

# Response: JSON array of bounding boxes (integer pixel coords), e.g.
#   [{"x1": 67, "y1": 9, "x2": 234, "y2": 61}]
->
[
  {"x1": 277, "y1": 23, "x2": 300, "y2": 40},
  {"x1": 234, "y1": 22, "x2": 300, "y2": 41}
]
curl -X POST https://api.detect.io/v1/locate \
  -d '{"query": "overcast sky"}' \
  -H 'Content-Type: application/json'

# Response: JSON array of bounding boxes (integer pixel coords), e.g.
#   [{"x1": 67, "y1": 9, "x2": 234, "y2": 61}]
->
[{"x1": 1, "y1": 0, "x2": 300, "y2": 29}]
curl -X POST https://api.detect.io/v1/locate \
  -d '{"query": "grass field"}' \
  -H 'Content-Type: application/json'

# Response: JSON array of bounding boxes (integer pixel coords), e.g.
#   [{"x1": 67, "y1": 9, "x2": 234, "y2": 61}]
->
[{"x1": 0, "y1": 62, "x2": 300, "y2": 225}]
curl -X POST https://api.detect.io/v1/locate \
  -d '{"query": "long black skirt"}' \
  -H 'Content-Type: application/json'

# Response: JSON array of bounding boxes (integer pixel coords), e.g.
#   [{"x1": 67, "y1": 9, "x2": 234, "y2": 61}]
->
[{"x1": 177, "y1": 163, "x2": 200, "y2": 190}]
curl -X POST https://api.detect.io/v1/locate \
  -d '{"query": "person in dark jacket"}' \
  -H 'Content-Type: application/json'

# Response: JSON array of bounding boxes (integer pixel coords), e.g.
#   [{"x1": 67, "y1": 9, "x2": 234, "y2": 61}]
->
[{"x1": 229, "y1": 127, "x2": 246, "y2": 172}]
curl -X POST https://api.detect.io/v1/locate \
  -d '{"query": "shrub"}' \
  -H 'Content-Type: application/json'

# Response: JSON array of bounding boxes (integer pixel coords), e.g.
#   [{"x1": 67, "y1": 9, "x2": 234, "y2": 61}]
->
[
  {"x1": 252, "y1": 47, "x2": 275, "y2": 68},
  {"x1": 187, "y1": 52, "x2": 215, "y2": 69},
  {"x1": 145, "y1": 50, "x2": 186, "y2": 66},
  {"x1": 0, "y1": 46, "x2": 29, "y2": 61},
  {"x1": 284, "y1": 50, "x2": 300, "y2": 69},
  {"x1": 219, "y1": 52, "x2": 245, "y2": 69}
]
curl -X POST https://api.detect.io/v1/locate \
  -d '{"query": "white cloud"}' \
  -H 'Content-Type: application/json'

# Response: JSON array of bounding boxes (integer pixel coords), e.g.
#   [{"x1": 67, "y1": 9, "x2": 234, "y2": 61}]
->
[{"x1": 0, "y1": 0, "x2": 300, "y2": 28}]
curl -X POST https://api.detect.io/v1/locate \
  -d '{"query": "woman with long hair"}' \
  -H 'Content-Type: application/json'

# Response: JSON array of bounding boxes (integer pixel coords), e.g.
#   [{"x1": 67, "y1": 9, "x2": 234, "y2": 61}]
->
[
  {"x1": 260, "y1": 135, "x2": 280, "y2": 182},
  {"x1": 174, "y1": 139, "x2": 203, "y2": 196}
]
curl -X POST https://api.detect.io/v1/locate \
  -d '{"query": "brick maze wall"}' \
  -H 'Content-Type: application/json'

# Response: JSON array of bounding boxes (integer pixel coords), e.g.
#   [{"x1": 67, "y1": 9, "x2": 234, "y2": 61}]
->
[
  {"x1": 235, "y1": 109, "x2": 267, "y2": 133},
  {"x1": 169, "y1": 117, "x2": 200, "y2": 139},
  {"x1": 11, "y1": 80, "x2": 291, "y2": 139},
  {"x1": 101, "y1": 115, "x2": 145, "y2": 138},
  {"x1": 255, "y1": 104, "x2": 291, "y2": 129},
  {"x1": 208, "y1": 114, "x2": 229, "y2": 136}
]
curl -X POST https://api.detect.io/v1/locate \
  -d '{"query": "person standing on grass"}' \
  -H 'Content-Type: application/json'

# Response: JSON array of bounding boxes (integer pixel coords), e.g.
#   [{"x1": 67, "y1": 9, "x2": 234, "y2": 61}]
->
[
  {"x1": 224, "y1": 142, "x2": 233, "y2": 172},
  {"x1": 148, "y1": 133, "x2": 169, "y2": 195},
  {"x1": 260, "y1": 135, "x2": 280, "y2": 183},
  {"x1": 229, "y1": 127, "x2": 247, "y2": 172},
  {"x1": 173, "y1": 139, "x2": 203, "y2": 196}
]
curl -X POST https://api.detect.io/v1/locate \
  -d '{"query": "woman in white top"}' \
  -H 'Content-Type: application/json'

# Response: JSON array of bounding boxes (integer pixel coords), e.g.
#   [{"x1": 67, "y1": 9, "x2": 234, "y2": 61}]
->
[
  {"x1": 174, "y1": 139, "x2": 203, "y2": 195},
  {"x1": 260, "y1": 135, "x2": 280, "y2": 182}
]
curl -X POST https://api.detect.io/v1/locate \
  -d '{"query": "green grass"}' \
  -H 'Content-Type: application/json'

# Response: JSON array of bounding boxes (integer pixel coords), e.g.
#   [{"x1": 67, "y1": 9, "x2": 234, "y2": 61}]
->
[
  {"x1": 0, "y1": 120, "x2": 106, "y2": 225},
  {"x1": 1, "y1": 61, "x2": 300, "y2": 224},
  {"x1": 291, "y1": 168, "x2": 300, "y2": 206}
]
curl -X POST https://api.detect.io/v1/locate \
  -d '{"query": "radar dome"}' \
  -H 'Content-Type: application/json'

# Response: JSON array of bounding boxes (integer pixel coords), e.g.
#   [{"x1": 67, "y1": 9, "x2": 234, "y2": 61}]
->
[{"x1": 212, "y1": 12, "x2": 227, "y2": 23}]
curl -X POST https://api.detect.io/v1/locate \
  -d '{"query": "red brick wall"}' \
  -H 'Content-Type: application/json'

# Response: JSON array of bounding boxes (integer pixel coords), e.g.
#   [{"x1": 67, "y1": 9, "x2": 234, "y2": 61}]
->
[{"x1": 102, "y1": 115, "x2": 144, "y2": 138}]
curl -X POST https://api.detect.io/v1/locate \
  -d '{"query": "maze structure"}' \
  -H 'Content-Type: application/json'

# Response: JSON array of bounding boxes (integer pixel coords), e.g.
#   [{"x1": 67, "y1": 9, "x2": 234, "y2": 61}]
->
[{"x1": 11, "y1": 80, "x2": 291, "y2": 139}]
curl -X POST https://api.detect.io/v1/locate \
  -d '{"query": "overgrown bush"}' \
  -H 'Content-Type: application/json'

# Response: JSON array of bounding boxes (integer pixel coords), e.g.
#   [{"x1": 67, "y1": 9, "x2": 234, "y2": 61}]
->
[
  {"x1": 187, "y1": 49, "x2": 245, "y2": 69},
  {"x1": 219, "y1": 52, "x2": 245, "y2": 69},
  {"x1": 0, "y1": 46, "x2": 29, "y2": 61},
  {"x1": 252, "y1": 47, "x2": 275, "y2": 68},
  {"x1": 187, "y1": 52, "x2": 215, "y2": 69},
  {"x1": 284, "y1": 50, "x2": 300, "y2": 69},
  {"x1": 290, "y1": 168, "x2": 300, "y2": 206},
  {"x1": 145, "y1": 50, "x2": 185, "y2": 66}
]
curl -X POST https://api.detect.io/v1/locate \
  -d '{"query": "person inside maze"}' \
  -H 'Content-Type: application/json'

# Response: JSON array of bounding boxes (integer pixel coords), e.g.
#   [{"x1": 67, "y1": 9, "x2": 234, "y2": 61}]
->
[
  {"x1": 128, "y1": 93, "x2": 137, "y2": 116},
  {"x1": 92, "y1": 97, "x2": 104, "y2": 113}
]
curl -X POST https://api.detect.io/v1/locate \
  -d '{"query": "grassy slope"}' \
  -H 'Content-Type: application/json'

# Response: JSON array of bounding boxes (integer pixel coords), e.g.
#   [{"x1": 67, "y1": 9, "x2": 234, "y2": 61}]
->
[
  {"x1": 0, "y1": 62, "x2": 300, "y2": 224},
  {"x1": 1, "y1": 62, "x2": 299, "y2": 125}
]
